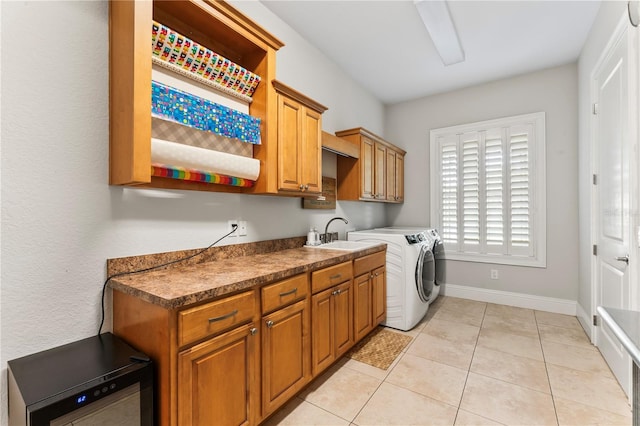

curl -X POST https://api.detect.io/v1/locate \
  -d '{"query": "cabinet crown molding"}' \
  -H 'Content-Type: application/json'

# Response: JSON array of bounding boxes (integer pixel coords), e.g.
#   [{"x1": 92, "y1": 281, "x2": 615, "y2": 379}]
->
[{"x1": 335, "y1": 127, "x2": 406, "y2": 155}]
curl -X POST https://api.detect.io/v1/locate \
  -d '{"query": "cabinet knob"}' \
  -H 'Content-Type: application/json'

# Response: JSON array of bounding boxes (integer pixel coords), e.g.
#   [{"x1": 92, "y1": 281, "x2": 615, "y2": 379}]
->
[
  {"x1": 304, "y1": 184, "x2": 309, "y2": 190},
  {"x1": 266, "y1": 320, "x2": 274, "y2": 328},
  {"x1": 299, "y1": 184, "x2": 304, "y2": 191},
  {"x1": 250, "y1": 327, "x2": 258, "y2": 335}
]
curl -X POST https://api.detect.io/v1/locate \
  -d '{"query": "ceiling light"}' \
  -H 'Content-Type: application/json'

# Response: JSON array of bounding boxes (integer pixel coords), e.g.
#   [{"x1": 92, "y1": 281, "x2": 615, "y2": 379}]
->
[{"x1": 414, "y1": 0, "x2": 465, "y2": 66}]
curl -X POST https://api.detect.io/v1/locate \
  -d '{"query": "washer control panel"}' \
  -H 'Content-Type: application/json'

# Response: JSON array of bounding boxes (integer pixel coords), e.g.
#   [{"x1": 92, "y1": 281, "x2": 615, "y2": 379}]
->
[{"x1": 405, "y1": 232, "x2": 427, "y2": 244}]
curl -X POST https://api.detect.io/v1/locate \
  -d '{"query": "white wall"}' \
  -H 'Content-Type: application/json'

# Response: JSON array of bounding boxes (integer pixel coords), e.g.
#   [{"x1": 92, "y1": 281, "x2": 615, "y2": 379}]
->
[
  {"x1": 385, "y1": 63, "x2": 579, "y2": 301},
  {"x1": 577, "y1": 1, "x2": 629, "y2": 335},
  {"x1": 0, "y1": 1, "x2": 387, "y2": 423}
]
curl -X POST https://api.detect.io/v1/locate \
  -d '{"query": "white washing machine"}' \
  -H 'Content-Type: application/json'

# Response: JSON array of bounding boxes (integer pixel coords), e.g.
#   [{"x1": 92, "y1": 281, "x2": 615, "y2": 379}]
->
[
  {"x1": 374, "y1": 227, "x2": 445, "y2": 304},
  {"x1": 347, "y1": 229, "x2": 436, "y2": 331}
]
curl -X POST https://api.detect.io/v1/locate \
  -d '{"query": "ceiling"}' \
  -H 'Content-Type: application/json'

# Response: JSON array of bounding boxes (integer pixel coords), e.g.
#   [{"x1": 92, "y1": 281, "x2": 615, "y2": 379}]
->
[{"x1": 260, "y1": 0, "x2": 602, "y2": 104}]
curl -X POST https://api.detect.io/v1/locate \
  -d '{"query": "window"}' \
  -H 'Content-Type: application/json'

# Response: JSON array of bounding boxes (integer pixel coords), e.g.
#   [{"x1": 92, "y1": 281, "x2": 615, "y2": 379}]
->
[{"x1": 430, "y1": 112, "x2": 546, "y2": 267}]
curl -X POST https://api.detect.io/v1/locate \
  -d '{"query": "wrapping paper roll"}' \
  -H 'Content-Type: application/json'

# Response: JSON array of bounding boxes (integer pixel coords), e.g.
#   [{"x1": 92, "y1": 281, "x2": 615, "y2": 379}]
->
[{"x1": 151, "y1": 138, "x2": 260, "y2": 181}]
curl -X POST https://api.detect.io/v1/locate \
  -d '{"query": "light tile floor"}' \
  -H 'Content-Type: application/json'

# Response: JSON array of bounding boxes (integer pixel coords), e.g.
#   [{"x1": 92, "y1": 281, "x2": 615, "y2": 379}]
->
[{"x1": 264, "y1": 296, "x2": 632, "y2": 426}]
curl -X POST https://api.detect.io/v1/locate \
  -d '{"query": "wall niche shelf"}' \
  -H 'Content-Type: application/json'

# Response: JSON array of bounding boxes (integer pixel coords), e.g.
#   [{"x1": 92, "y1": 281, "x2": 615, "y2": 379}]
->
[{"x1": 109, "y1": 0, "x2": 284, "y2": 194}]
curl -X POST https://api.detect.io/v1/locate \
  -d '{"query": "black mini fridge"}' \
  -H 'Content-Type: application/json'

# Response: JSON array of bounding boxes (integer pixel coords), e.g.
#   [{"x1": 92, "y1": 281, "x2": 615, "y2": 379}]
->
[{"x1": 8, "y1": 332, "x2": 154, "y2": 426}]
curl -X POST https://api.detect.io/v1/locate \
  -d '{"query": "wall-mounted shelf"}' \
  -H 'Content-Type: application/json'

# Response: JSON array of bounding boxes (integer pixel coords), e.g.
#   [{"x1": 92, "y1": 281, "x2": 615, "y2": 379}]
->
[{"x1": 109, "y1": 0, "x2": 284, "y2": 193}]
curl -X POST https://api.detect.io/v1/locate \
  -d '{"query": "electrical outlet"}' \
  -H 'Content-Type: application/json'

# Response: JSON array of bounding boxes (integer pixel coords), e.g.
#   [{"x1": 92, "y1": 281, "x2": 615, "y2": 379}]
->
[
  {"x1": 237, "y1": 220, "x2": 247, "y2": 236},
  {"x1": 228, "y1": 220, "x2": 238, "y2": 236},
  {"x1": 490, "y1": 269, "x2": 499, "y2": 280}
]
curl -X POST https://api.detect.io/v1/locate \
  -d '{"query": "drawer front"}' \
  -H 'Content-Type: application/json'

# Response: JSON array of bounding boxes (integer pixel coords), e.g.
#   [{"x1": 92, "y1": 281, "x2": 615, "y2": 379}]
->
[
  {"x1": 262, "y1": 274, "x2": 309, "y2": 314},
  {"x1": 311, "y1": 261, "x2": 352, "y2": 294},
  {"x1": 354, "y1": 251, "x2": 386, "y2": 277},
  {"x1": 178, "y1": 290, "x2": 256, "y2": 347}
]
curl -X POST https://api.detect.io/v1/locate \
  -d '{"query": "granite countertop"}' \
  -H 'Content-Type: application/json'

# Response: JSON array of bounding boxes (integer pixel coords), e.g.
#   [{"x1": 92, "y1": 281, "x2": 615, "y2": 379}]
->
[
  {"x1": 109, "y1": 244, "x2": 386, "y2": 310},
  {"x1": 597, "y1": 306, "x2": 640, "y2": 365}
]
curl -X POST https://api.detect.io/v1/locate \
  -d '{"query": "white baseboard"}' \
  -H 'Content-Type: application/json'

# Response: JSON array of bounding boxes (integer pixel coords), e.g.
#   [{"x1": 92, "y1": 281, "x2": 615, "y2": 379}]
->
[
  {"x1": 442, "y1": 284, "x2": 577, "y2": 315},
  {"x1": 576, "y1": 303, "x2": 594, "y2": 341}
]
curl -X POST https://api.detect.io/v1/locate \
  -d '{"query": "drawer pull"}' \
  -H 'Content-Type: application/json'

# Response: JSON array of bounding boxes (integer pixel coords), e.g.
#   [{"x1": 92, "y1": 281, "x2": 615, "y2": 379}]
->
[
  {"x1": 279, "y1": 288, "x2": 298, "y2": 297},
  {"x1": 266, "y1": 320, "x2": 274, "y2": 328},
  {"x1": 329, "y1": 274, "x2": 342, "y2": 280},
  {"x1": 250, "y1": 327, "x2": 258, "y2": 336},
  {"x1": 208, "y1": 310, "x2": 238, "y2": 323},
  {"x1": 332, "y1": 289, "x2": 342, "y2": 296}
]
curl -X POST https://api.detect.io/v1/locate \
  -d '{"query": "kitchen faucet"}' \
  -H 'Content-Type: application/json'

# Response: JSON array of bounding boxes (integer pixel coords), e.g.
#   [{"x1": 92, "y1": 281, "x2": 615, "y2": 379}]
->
[{"x1": 322, "y1": 217, "x2": 349, "y2": 243}]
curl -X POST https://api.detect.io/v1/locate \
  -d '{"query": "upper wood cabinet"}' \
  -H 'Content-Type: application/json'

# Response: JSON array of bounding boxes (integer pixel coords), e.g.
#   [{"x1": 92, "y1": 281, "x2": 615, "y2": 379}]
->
[
  {"x1": 386, "y1": 149, "x2": 404, "y2": 202},
  {"x1": 271, "y1": 81, "x2": 327, "y2": 195},
  {"x1": 335, "y1": 128, "x2": 406, "y2": 203},
  {"x1": 109, "y1": 0, "x2": 283, "y2": 193}
]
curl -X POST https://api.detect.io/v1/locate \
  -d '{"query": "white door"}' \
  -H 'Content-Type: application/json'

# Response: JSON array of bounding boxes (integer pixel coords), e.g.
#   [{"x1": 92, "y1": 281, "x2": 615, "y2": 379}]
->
[{"x1": 593, "y1": 22, "x2": 631, "y2": 396}]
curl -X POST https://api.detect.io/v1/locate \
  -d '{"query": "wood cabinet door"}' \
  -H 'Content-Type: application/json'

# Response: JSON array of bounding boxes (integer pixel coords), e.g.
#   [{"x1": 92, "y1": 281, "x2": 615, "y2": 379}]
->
[
  {"x1": 360, "y1": 136, "x2": 375, "y2": 200},
  {"x1": 301, "y1": 107, "x2": 322, "y2": 194},
  {"x1": 386, "y1": 149, "x2": 397, "y2": 202},
  {"x1": 353, "y1": 273, "x2": 373, "y2": 342},
  {"x1": 373, "y1": 142, "x2": 387, "y2": 201},
  {"x1": 311, "y1": 287, "x2": 334, "y2": 376},
  {"x1": 372, "y1": 266, "x2": 386, "y2": 325},
  {"x1": 333, "y1": 280, "x2": 354, "y2": 358},
  {"x1": 178, "y1": 324, "x2": 258, "y2": 426},
  {"x1": 395, "y1": 153, "x2": 404, "y2": 202},
  {"x1": 277, "y1": 94, "x2": 302, "y2": 192},
  {"x1": 262, "y1": 299, "x2": 310, "y2": 416}
]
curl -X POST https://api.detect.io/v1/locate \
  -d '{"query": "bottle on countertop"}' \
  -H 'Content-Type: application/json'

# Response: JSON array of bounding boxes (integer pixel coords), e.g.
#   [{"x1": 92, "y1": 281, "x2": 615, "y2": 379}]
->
[{"x1": 307, "y1": 228, "x2": 317, "y2": 246}]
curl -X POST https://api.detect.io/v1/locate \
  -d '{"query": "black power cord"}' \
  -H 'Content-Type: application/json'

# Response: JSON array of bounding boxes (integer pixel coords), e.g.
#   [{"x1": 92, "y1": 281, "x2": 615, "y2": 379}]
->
[{"x1": 98, "y1": 225, "x2": 238, "y2": 335}]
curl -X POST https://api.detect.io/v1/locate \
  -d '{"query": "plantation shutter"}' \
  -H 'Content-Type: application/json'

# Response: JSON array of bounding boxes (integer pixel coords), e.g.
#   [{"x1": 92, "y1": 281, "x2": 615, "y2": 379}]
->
[
  {"x1": 508, "y1": 124, "x2": 533, "y2": 256},
  {"x1": 440, "y1": 135, "x2": 459, "y2": 244},
  {"x1": 484, "y1": 128, "x2": 505, "y2": 254},
  {"x1": 432, "y1": 114, "x2": 543, "y2": 264},
  {"x1": 461, "y1": 132, "x2": 480, "y2": 251}
]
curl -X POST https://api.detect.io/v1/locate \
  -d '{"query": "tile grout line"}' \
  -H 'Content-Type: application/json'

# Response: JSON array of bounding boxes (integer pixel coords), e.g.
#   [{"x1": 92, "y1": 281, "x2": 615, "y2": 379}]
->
[
  {"x1": 535, "y1": 311, "x2": 561, "y2": 426},
  {"x1": 347, "y1": 343, "x2": 410, "y2": 424},
  {"x1": 452, "y1": 301, "x2": 488, "y2": 425}
]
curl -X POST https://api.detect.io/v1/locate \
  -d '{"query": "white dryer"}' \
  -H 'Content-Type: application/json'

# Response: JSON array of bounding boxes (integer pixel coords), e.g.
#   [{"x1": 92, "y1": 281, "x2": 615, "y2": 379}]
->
[{"x1": 347, "y1": 229, "x2": 436, "y2": 331}]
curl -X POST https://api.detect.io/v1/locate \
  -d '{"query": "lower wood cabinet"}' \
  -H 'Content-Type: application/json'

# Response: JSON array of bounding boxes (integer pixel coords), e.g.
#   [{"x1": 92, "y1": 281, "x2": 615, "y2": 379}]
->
[
  {"x1": 311, "y1": 280, "x2": 353, "y2": 376},
  {"x1": 372, "y1": 265, "x2": 386, "y2": 325},
  {"x1": 112, "y1": 249, "x2": 385, "y2": 426},
  {"x1": 178, "y1": 323, "x2": 259, "y2": 426},
  {"x1": 261, "y1": 298, "x2": 310, "y2": 417},
  {"x1": 354, "y1": 252, "x2": 387, "y2": 341}
]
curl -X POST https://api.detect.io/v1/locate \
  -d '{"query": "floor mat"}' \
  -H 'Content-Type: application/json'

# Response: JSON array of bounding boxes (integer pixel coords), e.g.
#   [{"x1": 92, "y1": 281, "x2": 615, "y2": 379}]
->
[{"x1": 346, "y1": 326, "x2": 413, "y2": 370}]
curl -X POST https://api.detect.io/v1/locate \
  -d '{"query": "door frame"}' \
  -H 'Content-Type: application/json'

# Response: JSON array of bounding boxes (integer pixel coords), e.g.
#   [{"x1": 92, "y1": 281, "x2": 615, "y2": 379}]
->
[{"x1": 589, "y1": 9, "x2": 640, "y2": 394}]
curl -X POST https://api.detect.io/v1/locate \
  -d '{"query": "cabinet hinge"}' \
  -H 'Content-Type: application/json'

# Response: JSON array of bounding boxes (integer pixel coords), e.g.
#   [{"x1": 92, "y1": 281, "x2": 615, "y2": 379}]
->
[
  {"x1": 593, "y1": 244, "x2": 598, "y2": 256},
  {"x1": 593, "y1": 314, "x2": 598, "y2": 326},
  {"x1": 593, "y1": 174, "x2": 597, "y2": 185},
  {"x1": 593, "y1": 103, "x2": 599, "y2": 115}
]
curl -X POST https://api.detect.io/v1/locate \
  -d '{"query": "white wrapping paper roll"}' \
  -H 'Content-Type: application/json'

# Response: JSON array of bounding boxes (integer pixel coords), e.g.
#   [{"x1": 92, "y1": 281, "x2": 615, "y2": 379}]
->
[{"x1": 151, "y1": 138, "x2": 260, "y2": 180}]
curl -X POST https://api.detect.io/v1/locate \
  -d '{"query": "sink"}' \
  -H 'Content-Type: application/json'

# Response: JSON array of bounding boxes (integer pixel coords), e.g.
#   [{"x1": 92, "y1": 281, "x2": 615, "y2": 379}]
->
[{"x1": 305, "y1": 240, "x2": 380, "y2": 251}]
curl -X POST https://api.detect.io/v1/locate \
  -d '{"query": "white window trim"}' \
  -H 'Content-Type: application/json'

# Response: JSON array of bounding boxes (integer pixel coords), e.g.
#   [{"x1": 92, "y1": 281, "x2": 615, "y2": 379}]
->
[{"x1": 430, "y1": 112, "x2": 547, "y2": 268}]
